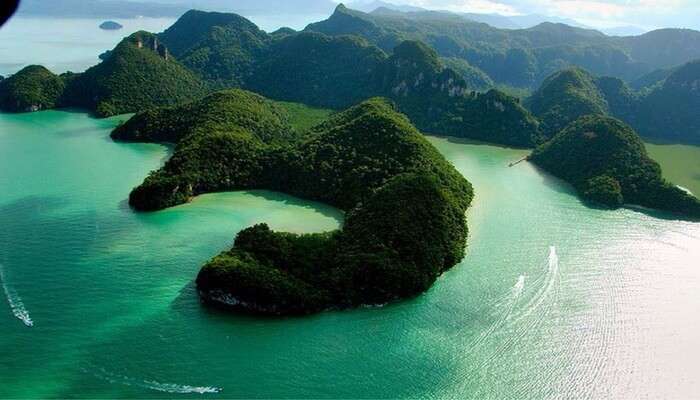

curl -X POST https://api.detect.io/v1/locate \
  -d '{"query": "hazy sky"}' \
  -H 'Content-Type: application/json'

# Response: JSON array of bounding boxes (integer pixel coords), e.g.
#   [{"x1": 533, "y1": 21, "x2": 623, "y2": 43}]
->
[{"x1": 363, "y1": 0, "x2": 700, "y2": 29}]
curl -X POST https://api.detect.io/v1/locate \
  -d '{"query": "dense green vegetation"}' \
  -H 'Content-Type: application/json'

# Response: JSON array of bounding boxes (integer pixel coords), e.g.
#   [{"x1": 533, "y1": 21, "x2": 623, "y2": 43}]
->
[
  {"x1": 159, "y1": 10, "x2": 270, "y2": 88},
  {"x1": 635, "y1": 60, "x2": 700, "y2": 145},
  {"x1": 630, "y1": 67, "x2": 676, "y2": 91},
  {"x1": 528, "y1": 63, "x2": 700, "y2": 145},
  {"x1": 440, "y1": 57, "x2": 494, "y2": 91},
  {"x1": 0, "y1": 32, "x2": 209, "y2": 117},
  {"x1": 154, "y1": 10, "x2": 541, "y2": 146},
  {"x1": 274, "y1": 101, "x2": 333, "y2": 133},
  {"x1": 247, "y1": 32, "x2": 386, "y2": 109},
  {"x1": 244, "y1": 31, "x2": 542, "y2": 146},
  {"x1": 2, "y1": 9, "x2": 541, "y2": 147},
  {"x1": 63, "y1": 32, "x2": 209, "y2": 117},
  {"x1": 307, "y1": 5, "x2": 700, "y2": 89},
  {"x1": 4, "y1": 7, "x2": 698, "y2": 147},
  {"x1": 526, "y1": 67, "x2": 610, "y2": 138},
  {"x1": 372, "y1": 40, "x2": 542, "y2": 146},
  {"x1": 530, "y1": 115, "x2": 700, "y2": 218},
  {"x1": 114, "y1": 91, "x2": 473, "y2": 314},
  {"x1": 0, "y1": 65, "x2": 65, "y2": 112}
]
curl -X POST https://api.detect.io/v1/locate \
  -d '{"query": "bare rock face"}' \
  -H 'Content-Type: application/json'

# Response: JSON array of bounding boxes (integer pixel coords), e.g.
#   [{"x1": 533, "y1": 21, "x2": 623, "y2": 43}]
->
[{"x1": 132, "y1": 33, "x2": 170, "y2": 61}]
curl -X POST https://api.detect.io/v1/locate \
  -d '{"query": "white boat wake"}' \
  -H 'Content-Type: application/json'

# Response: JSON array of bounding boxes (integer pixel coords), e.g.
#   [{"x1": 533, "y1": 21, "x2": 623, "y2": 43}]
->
[
  {"x1": 89, "y1": 366, "x2": 222, "y2": 394},
  {"x1": 510, "y1": 246, "x2": 559, "y2": 324},
  {"x1": 462, "y1": 246, "x2": 561, "y2": 384},
  {"x1": 466, "y1": 274, "x2": 525, "y2": 353},
  {"x1": 0, "y1": 264, "x2": 33, "y2": 327}
]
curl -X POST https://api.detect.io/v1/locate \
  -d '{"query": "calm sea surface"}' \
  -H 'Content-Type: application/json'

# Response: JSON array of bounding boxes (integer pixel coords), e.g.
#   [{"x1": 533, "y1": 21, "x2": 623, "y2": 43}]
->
[{"x1": 0, "y1": 111, "x2": 698, "y2": 398}]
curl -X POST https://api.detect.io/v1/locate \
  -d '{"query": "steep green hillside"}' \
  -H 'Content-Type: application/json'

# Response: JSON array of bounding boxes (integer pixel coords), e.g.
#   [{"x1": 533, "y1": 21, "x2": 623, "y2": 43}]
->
[
  {"x1": 245, "y1": 34, "x2": 541, "y2": 146},
  {"x1": 635, "y1": 60, "x2": 700, "y2": 144},
  {"x1": 441, "y1": 57, "x2": 494, "y2": 91},
  {"x1": 0, "y1": 65, "x2": 65, "y2": 112},
  {"x1": 159, "y1": 10, "x2": 270, "y2": 87},
  {"x1": 2, "y1": 9, "x2": 542, "y2": 147},
  {"x1": 594, "y1": 76, "x2": 638, "y2": 122},
  {"x1": 530, "y1": 63, "x2": 700, "y2": 145},
  {"x1": 530, "y1": 115, "x2": 700, "y2": 218},
  {"x1": 247, "y1": 32, "x2": 386, "y2": 109},
  {"x1": 617, "y1": 29, "x2": 700, "y2": 70},
  {"x1": 526, "y1": 67, "x2": 609, "y2": 138},
  {"x1": 630, "y1": 67, "x2": 676, "y2": 91},
  {"x1": 63, "y1": 32, "x2": 209, "y2": 117},
  {"x1": 113, "y1": 92, "x2": 473, "y2": 314}
]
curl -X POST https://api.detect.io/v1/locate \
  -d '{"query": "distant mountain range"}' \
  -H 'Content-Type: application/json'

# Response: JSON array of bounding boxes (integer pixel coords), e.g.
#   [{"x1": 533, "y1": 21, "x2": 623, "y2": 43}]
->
[
  {"x1": 15, "y1": 0, "x2": 653, "y2": 40},
  {"x1": 349, "y1": 1, "x2": 601, "y2": 31},
  {"x1": 307, "y1": 5, "x2": 700, "y2": 89}
]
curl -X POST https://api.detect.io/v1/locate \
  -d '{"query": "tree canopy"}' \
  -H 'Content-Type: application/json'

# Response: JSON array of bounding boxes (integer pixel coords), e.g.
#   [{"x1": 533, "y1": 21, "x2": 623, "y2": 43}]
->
[{"x1": 113, "y1": 91, "x2": 473, "y2": 314}]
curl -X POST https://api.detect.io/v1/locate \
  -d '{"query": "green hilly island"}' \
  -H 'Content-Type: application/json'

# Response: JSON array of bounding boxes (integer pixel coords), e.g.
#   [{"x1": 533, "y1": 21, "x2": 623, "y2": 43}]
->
[
  {"x1": 530, "y1": 115, "x2": 700, "y2": 217},
  {"x1": 113, "y1": 90, "x2": 473, "y2": 314},
  {"x1": 0, "y1": 65, "x2": 65, "y2": 112}
]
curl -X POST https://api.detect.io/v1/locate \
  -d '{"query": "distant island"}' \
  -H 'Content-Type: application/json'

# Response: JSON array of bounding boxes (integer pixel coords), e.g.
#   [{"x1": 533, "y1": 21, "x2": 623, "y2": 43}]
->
[
  {"x1": 113, "y1": 91, "x2": 474, "y2": 315},
  {"x1": 99, "y1": 21, "x2": 123, "y2": 30}
]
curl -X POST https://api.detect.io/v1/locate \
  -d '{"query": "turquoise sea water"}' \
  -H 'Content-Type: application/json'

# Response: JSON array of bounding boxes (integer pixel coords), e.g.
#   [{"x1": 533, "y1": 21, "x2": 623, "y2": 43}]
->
[{"x1": 1, "y1": 111, "x2": 699, "y2": 398}]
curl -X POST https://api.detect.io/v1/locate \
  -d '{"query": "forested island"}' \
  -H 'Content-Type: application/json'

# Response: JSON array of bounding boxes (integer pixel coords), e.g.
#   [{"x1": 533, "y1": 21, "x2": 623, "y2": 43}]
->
[
  {"x1": 114, "y1": 91, "x2": 473, "y2": 314},
  {"x1": 529, "y1": 115, "x2": 700, "y2": 217},
  {"x1": 1, "y1": 3, "x2": 700, "y2": 315}
]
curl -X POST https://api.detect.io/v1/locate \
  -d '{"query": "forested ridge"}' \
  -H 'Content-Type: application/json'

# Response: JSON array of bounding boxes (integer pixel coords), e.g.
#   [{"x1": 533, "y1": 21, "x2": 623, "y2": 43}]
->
[
  {"x1": 527, "y1": 64, "x2": 700, "y2": 145},
  {"x1": 308, "y1": 4, "x2": 700, "y2": 90},
  {"x1": 530, "y1": 115, "x2": 700, "y2": 217}
]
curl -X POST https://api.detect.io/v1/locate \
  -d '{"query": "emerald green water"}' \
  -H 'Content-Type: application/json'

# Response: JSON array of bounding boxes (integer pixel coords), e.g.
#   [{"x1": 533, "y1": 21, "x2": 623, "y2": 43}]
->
[{"x1": 1, "y1": 111, "x2": 699, "y2": 398}]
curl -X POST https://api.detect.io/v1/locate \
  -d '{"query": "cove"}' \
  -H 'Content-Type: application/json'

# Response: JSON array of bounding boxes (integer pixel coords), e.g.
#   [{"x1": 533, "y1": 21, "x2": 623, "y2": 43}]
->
[
  {"x1": 646, "y1": 142, "x2": 700, "y2": 196},
  {"x1": 1, "y1": 111, "x2": 699, "y2": 398}
]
